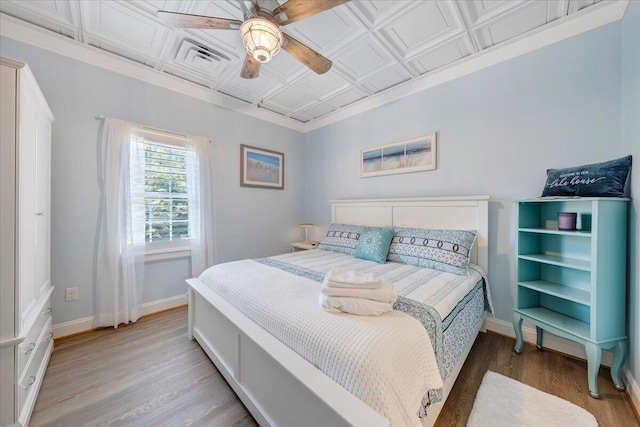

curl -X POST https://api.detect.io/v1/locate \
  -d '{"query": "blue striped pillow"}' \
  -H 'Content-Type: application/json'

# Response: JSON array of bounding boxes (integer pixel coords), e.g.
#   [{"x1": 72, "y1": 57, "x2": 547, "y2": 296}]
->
[
  {"x1": 318, "y1": 224, "x2": 362, "y2": 255},
  {"x1": 387, "y1": 228, "x2": 477, "y2": 276}
]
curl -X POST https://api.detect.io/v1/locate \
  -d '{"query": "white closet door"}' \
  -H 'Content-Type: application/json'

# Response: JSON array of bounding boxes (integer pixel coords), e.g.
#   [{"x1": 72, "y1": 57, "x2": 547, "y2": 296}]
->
[
  {"x1": 0, "y1": 63, "x2": 18, "y2": 427},
  {"x1": 2, "y1": 57, "x2": 55, "y2": 427},
  {"x1": 18, "y1": 84, "x2": 38, "y2": 326},
  {"x1": 0, "y1": 64, "x2": 17, "y2": 343},
  {"x1": 35, "y1": 114, "x2": 51, "y2": 298}
]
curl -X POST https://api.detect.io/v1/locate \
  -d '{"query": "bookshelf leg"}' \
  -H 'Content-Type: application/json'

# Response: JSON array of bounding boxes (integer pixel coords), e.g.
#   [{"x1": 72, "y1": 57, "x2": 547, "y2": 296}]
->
[
  {"x1": 513, "y1": 312, "x2": 524, "y2": 354},
  {"x1": 611, "y1": 339, "x2": 627, "y2": 391},
  {"x1": 585, "y1": 341, "x2": 602, "y2": 398},
  {"x1": 535, "y1": 326, "x2": 543, "y2": 350}
]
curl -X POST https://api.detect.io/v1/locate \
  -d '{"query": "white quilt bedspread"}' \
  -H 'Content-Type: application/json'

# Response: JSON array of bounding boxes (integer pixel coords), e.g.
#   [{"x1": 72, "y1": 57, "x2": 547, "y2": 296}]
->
[
  {"x1": 270, "y1": 249, "x2": 492, "y2": 319},
  {"x1": 199, "y1": 259, "x2": 443, "y2": 427}
]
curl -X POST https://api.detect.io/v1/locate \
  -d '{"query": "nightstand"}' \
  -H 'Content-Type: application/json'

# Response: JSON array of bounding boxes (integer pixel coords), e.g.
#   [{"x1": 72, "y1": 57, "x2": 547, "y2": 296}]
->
[{"x1": 291, "y1": 242, "x2": 318, "y2": 252}]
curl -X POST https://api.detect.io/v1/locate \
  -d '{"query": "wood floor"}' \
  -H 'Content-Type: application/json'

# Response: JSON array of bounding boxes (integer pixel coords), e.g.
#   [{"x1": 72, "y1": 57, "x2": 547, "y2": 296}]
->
[
  {"x1": 435, "y1": 331, "x2": 638, "y2": 427},
  {"x1": 31, "y1": 307, "x2": 638, "y2": 427}
]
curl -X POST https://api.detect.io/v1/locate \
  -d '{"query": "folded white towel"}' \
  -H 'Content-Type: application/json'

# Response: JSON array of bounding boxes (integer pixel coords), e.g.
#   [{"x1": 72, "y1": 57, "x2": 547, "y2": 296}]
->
[
  {"x1": 320, "y1": 295, "x2": 394, "y2": 316},
  {"x1": 324, "y1": 279, "x2": 393, "y2": 290},
  {"x1": 321, "y1": 280, "x2": 397, "y2": 303},
  {"x1": 322, "y1": 278, "x2": 393, "y2": 290},
  {"x1": 325, "y1": 267, "x2": 386, "y2": 289}
]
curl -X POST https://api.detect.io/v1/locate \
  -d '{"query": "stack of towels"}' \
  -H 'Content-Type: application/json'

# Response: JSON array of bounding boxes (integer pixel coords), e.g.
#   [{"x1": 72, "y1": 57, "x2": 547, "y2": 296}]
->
[{"x1": 320, "y1": 267, "x2": 398, "y2": 316}]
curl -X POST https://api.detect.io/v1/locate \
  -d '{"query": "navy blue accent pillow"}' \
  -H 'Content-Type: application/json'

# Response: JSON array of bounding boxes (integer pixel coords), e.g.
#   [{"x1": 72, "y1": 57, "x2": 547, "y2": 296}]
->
[{"x1": 541, "y1": 155, "x2": 632, "y2": 197}]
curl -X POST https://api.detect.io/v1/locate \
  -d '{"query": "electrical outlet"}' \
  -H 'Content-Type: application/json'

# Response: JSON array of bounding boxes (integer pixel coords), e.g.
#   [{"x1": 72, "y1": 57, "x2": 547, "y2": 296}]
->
[{"x1": 65, "y1": 287, "x2": 78, "y2": 302}]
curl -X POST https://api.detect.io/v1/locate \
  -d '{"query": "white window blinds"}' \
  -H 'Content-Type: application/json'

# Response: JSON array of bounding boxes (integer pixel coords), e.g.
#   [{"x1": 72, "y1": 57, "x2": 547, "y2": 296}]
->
[{"x1": 133, "y1": 141, "x2": 190, "y2": 243}]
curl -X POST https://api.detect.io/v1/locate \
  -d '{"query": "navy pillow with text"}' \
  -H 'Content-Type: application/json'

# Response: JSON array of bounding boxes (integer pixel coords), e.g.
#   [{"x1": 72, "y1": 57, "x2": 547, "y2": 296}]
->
[{"x1": 541, "y1": 155, "x2": 632, "y2": 197}]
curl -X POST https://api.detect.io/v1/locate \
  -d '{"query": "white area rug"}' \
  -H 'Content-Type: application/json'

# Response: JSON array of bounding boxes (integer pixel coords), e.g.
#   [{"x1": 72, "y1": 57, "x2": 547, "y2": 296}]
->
[{"x1": 467, "y1": 371, "x2": 598, "y2": 427}]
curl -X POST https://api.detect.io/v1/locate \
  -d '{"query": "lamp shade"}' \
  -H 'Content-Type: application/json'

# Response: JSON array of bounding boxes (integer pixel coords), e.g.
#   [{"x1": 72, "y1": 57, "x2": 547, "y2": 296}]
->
[
  {"x1": 240, "y1": 18, "x2": 283, "y2": 63},
  {"x1": 299, "y1": 223, "x2": 314, "y2": 228}
]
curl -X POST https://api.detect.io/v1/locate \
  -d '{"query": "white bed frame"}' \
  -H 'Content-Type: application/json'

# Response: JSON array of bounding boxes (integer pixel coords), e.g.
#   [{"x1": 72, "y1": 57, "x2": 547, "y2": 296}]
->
[{"x1": 187, "y1": 195, "x2": 490, "y2": 427}]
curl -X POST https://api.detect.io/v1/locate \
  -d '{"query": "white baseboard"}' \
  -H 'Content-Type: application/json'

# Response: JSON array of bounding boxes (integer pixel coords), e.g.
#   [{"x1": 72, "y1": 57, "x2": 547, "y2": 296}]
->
[
  {"x1": 485, "y1": 317, "x2": 640, "y2": 414},
  {"x1": 623, "y1": 366, "x2": 640, "y2": 419},
  {"x1": 52, "y1": 316, "x2": 96, "y2": 339},
  {"x1": 140, "y1": 294, "x2": 187, "y2": 316},
  {"x1": 484, "y1": 317, "x2": 614, "y2": 366},
  {"x1": 52, "y1": 294, "x2": 187, "y2": 339}
]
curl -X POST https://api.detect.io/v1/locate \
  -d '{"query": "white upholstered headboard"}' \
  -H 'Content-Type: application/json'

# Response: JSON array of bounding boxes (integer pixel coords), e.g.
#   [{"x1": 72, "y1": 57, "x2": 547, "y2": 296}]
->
[{"x1": 330, "y1": 196, "x2": 490, "y2": 273}]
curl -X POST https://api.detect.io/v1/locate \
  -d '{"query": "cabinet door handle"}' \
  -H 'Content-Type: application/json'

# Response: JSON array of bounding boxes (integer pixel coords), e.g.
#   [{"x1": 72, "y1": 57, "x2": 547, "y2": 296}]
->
[
  {"x1": 49, "y1": 332, "x2": 54, "y2": 339},
  {"x1": 43, "y1": 307, "x2": 52, "y2": 315},
  {"x1": 22, "y1": 342, "x2": 36, "y2": 355},
  {"x1": 23, "y1": 376, "x2": 36, "y2": 390},
  {"x1": 36, "y1": 212, "x2": 45, "y2": 216}
]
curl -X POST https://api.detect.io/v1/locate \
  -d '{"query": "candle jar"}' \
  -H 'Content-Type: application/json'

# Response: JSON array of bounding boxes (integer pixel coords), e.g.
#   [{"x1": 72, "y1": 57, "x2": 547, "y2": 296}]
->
[{"x1": 558, "y1": 212, "x2": 577, "y2": 231}]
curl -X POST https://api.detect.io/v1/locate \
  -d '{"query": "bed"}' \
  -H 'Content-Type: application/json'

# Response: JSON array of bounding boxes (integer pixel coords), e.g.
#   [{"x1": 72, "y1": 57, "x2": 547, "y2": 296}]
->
[{"x1": 186, "y1": 195, "x2": 490, "y2": 426}]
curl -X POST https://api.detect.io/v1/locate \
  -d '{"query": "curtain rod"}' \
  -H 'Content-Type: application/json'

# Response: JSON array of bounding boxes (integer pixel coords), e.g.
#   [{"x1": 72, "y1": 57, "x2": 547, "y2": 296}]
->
[{"x1": 95, "y1": 115, "x2": 211, "y2": 143}]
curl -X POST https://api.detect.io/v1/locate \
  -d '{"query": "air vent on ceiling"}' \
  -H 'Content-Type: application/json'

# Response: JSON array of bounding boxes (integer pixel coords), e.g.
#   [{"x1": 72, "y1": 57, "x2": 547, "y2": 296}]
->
[{"x1": 174, "y1": 39, "x2": 229, "y2": 76}]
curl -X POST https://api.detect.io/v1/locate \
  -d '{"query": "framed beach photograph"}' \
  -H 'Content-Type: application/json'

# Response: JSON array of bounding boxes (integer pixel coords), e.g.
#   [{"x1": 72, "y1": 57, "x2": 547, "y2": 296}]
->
[
  {"x1": 360, "y1": 132, "x2": 437, "y2": 178},
  {"x1": 240, "y1": 144, "x2": 284, "y2": 189}
]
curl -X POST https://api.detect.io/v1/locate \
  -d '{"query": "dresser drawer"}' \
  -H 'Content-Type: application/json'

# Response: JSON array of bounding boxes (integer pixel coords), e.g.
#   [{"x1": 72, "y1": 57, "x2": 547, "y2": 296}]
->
[
  {"x1": 18, "y1": 307, "x2": 52, "y2": 377},
  {"x1": 18, "y1": 321, "x2": 53, "y2": 421}
]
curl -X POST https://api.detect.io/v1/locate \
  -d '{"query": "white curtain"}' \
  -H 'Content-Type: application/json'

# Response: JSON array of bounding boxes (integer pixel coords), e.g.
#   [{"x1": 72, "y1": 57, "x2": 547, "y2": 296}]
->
[
  {"x1": 95, "y1": 118, "x2": 146, "y2": 328},
  {"x1": 186, "y1": 135, "x2": 215, "y2": 276}
]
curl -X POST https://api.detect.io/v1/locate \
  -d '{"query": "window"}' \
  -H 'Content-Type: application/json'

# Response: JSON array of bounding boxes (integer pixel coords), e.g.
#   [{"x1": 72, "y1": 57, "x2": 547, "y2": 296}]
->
[
  {"x1": 97, "y1": 117, "x2": 212, "y2": 316},
  {"x1": 129, "y1": 129, "x2": 197, "y2": 253},
  {"x1": 140, "y1": 141, "x2": 189, "y2": 242}
]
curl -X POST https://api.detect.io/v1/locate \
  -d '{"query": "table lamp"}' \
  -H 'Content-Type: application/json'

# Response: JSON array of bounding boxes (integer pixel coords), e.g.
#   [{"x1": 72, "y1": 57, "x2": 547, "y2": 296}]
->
[{"x1": 299, "y1": 223, "x2": 314, "y2": 245}]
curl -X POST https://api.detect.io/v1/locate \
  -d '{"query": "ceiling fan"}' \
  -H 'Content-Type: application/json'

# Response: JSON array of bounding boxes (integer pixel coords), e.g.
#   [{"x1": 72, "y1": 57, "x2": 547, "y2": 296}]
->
[{"x1": 157, "y1": 0, "x2": 350, "y2": 79}]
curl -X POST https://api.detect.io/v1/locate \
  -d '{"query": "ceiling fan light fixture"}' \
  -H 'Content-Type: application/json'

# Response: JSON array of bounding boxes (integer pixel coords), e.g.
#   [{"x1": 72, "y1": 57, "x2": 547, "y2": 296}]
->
[{"x1": 240, "y1": 18, "x2": 283, "y2": 63}]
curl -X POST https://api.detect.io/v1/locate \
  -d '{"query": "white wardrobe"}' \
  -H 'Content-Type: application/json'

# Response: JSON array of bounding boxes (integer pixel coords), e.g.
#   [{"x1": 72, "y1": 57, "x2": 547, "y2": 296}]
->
[{"x1": 0, "y1": 56, "x2": 55, "y2": 427}]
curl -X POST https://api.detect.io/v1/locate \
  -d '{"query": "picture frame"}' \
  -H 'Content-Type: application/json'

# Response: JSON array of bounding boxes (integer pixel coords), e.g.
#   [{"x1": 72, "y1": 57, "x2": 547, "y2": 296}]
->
[
  {"x1": 360, "y1": 132, "x2": 437, "y2": 178},
  {"x1": 240, "y1": 144, "x2": 285, "y2": 189}
]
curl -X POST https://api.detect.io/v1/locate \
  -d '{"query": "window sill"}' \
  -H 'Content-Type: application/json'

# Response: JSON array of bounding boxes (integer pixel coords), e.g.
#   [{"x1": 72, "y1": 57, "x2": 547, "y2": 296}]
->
[{"x1": 144, "y1": 247, "x2": 191, "y2": 262}]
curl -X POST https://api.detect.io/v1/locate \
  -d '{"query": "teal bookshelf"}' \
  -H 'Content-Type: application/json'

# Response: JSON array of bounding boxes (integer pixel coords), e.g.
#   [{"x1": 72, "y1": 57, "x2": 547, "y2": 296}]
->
[{"x1": 513, "y1": 197, "x2": 629, "y2": 398}]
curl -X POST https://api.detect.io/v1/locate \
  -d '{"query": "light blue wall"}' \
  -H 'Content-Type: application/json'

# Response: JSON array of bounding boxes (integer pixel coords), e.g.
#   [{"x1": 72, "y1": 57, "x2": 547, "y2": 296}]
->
[
  {"x1": 305, "y1": 22, "x2": 622, "y2": 326},
  {"x1": 1, "y1": 3, "x2": 637, "y2": 394},
  {"x1": 622, "y1": 0, "x2": 640, "y2": 385},
  {"x1": 0, "y1": 38, "x2": 306, "y2": 325}
]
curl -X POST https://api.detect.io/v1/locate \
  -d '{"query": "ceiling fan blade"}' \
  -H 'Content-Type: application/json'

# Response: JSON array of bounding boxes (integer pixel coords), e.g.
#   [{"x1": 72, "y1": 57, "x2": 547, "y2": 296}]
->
[
  {"x1": 240, "y1": 0, "x2": 259, "y2": 19},
  {"x1": 273, "y1": 0, "x2": 350, "y2": 26},
  {"x1": 240, "y1": 54, "x2": 261, "y2": 79},
  {"x1": 282, "y1": 33, "x2": 332, "y2": 75},
  {"x1": 251, "y1": 0, "x2": 261, "y2": 13},
  {"x1": 157, "y1": 10, "x2": 242, "y2": 30}
]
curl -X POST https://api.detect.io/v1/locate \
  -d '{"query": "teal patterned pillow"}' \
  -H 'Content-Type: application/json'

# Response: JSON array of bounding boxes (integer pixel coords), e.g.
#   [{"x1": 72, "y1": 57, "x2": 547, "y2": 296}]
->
[
  {"x1": 388, "y1": 228, "x2": 477, "y2": 275},
  {"x1": 354, "y1": 227, "x2": 395, "y2": 264},
  {"x1": 318, "y1": 223, "x2": 362, "y2": 255}
]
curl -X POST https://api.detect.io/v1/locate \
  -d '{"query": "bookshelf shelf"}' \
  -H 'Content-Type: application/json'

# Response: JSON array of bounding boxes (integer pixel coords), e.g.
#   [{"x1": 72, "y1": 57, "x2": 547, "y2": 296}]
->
[{"x1": 513, "y1": 197, "x2": 629, "y2": 398}]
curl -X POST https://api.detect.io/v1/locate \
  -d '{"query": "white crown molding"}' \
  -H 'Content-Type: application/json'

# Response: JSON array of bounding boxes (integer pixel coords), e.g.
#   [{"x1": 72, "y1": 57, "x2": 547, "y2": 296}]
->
[
  {"x1": 0, "y1": 13, "x2": 306, "y2": 132},
  {"x1": 304, "y1": 0, "x2": 630, "y2": 132},
  {"x1": 0, "y1": 1, "x2": 629, "y2": 134}
]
